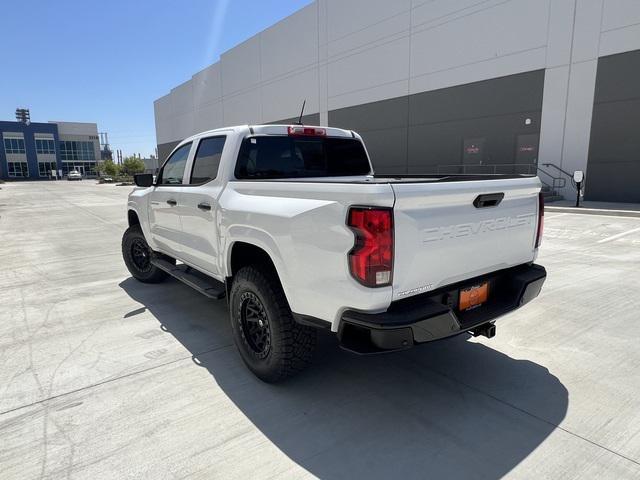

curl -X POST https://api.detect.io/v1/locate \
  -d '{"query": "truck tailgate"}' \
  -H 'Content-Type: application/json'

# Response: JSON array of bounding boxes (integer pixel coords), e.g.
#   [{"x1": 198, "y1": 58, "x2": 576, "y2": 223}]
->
[{"x1": 391, "y1": 177, "x2": 541, "y2": 301}]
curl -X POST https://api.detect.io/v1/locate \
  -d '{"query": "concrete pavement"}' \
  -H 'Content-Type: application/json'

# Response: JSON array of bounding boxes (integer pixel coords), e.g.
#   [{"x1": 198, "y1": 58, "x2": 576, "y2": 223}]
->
[{"x1": 1, "y1": 181, "x2": 639, "y2": 479}]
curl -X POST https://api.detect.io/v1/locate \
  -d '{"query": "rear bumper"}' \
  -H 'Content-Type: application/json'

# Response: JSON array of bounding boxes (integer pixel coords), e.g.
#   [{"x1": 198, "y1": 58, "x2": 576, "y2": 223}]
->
[{"x1": 338, "y1": 263, "x2": 546, "y2": 354}]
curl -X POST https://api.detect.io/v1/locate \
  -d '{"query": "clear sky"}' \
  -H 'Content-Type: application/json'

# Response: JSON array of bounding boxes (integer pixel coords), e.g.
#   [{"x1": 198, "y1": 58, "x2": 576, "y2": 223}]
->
[{"x1": 0, "y1": 0, "x2": 312, "y2": 157}]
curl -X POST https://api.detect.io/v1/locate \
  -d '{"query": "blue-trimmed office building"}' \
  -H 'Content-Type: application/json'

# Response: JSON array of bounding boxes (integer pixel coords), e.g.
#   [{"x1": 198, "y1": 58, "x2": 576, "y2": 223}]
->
[{"x1": 0, "y1": 120, "x2": 101, "y2": 180}]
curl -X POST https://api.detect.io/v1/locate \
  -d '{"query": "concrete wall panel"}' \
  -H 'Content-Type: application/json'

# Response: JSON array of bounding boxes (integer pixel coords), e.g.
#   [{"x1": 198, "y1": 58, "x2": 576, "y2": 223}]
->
[
  {"x1": 153, "y1": 94, "x2": 173, "y2": 142},
  {"x1": 600, "y1": 23, "x2": 640, "y2": 57},
  {"x1": 571, "y1": 0, "x2": 604, "y2": 63},
  {"x1": 260, "y1": 4, "x2": 318, "y2": 81},
  {"x1": 192, "y1": 64, "x2": 222, "y2": 106},
  {"x1": 560, "y1": 60, "x2": 598, "y2": 179},
  {"x1": 170, "y1": 81, "x2": 194, "y2": 116},
  {"x1": 327, "y1": 36, "x2": 410, "y2": 109},
  {"x1": 261, "y1": 68, "x2": 319, "y2": 123},
  {"x1": 194, "y1": 100, "x2": 224, "y2": 134},
  {"x1": 220, "y1": 36, "x2": 261, "y2": 96},
  {"x1": 327, "y1": 10, "x2": 409, "y2": 59},
  {"x1": 325, "y1": 0, "x2": 409, "y2": 44},
  {"x1": 410, "y1": 0, "x2": 549, "y2": 79},
  {"x1": 538, "y1": 65, "x2": 570, "y2": 169},
  {"x1": 172, "y1": 112, "x2": 195, "y2": 143},
  {"x1": 601, "y1": 0, "x2": 640, "y2": 31},
  {"x1": 222, "y1": 89, "x2": 263, "y2": 126},
  {"x1": 410, "y1": 46, "x2": 546, "y2": 95},
  {"x1": 546, "y1": 0, "x2": 576, "y2": 68}
]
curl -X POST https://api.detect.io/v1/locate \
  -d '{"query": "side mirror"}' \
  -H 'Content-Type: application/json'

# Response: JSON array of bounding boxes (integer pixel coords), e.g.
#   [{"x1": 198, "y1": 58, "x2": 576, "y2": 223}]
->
[
  {"x1": 134, "y1": 173, "x2": 154, "y2": 187},
  {"x1": 573, "y1": 170, "x2": 584, "y2": 183}
]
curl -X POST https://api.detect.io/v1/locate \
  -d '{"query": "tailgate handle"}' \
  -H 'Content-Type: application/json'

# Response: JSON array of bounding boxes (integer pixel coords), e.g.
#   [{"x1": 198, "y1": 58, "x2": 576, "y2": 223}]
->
[{"x1": 473, "y1": 193, "x2": 504, "y2": 208}]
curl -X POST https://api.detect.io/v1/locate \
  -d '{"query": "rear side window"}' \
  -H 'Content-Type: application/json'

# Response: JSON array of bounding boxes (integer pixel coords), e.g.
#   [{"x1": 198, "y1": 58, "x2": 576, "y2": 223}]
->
[
  {"x1": 191, "y1": 136, "x2": 226, "y2": 184},
  {"x1": 159, "y1": 142, "x2": 191, "y2": 185},
  {"x1": 235, "y1": 136, "x2": 371, "y2": 179}
]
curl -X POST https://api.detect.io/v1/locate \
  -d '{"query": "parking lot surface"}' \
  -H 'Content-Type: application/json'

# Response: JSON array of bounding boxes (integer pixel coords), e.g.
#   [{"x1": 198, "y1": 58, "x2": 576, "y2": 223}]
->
[{"x1": 1, "y1": 181, "x2": 640, "y2": 479}]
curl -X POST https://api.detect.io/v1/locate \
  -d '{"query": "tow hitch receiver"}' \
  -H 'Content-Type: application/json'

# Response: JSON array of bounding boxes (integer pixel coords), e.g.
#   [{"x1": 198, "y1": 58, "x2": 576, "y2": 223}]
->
[{"x1": 471, "y1": 323, "x2": 496, "y2": 339}]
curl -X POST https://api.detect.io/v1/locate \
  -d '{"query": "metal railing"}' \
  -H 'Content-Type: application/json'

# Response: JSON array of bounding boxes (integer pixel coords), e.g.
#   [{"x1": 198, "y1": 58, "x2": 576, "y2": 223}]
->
[
  {"x1": 536, "y1": 167, "x2": 565, "y2": 192},
  {"x1": 541, "y1": 162, "x2": 579, "y2": 190}
]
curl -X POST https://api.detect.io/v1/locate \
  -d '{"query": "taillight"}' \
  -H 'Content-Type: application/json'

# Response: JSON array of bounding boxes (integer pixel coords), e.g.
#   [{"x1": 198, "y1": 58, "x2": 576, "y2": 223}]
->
[
  {"x1": 347, "y1": 207, "x2": 393, "y2": 287},
  {"x1": 535, "y1": 192, "x2": 544, "y2": 248},
  {"x1": 288, "y1": 126, "x2": 326, "y2": 136}
]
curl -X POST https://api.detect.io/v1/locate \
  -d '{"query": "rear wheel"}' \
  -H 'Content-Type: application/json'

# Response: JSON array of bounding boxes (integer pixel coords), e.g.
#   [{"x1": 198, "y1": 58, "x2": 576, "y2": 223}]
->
[
  {"x1": 121, "y1": 225, "x2": 172, "y2": 283},
  {"x1": 230, "y1": 265, "x2": 316, "y2": 382}
]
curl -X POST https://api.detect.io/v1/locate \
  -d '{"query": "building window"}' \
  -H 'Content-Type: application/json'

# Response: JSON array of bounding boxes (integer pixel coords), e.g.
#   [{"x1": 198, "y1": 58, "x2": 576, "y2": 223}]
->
[
  {"x1": 8, "y1": 161, "x2": 29, "y2": 177},
  {"x1": 38, "y1": 161, "x2": 58, "y2": 177},
  {"x1": 59, "y1": 141, "x2": 96, "y2": 161},
  {"x1": 35, "y1": 139, "x2": 56, "y2": 154},
  {"x1": 4, "y1": 138, "x2": 26, "y2": 154}
]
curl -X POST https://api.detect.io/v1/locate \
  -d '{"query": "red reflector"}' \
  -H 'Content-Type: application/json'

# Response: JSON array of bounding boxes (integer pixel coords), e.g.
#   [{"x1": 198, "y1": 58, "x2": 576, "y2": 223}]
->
[
  {"x1": 288, "y1": 126, "x2": 326, "y2": 136},
  {"x1": 347, "y1": 207, "x2": 393, "y2": 287},
  {"x1": 536, "y1": 192, "x2": 544, "y2": 248}
]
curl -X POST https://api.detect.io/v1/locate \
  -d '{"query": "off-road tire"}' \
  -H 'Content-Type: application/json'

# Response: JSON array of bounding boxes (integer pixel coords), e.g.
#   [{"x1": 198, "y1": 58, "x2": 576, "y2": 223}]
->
[
  {"x1": 230, "y1": 265, "x2": 316, "y2": 382},
  {"x1": 122, "y1": 225, "x2": 172, "y2": 283}
]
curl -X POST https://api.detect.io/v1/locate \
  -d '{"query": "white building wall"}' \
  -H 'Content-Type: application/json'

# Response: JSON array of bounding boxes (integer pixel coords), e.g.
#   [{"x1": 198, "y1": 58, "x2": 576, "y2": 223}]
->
[
  {"x1": 52, "y1": 121, "x2": 101, "y2": 162},
  {"x1": 155, "y1": 0, "x2": 640, "y2": 194},
  {"x1": 51, "y1": 121, "x2": 98, "y2": 136}
]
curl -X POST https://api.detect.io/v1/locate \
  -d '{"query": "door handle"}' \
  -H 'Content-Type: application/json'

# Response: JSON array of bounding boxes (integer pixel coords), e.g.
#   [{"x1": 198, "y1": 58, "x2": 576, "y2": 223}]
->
[
  {"x1": 166, "y1": 199, "x2": 177, "y2": 206},
  {"x1": 197, "y1": 202, "x2": 212, "y2": 211}
]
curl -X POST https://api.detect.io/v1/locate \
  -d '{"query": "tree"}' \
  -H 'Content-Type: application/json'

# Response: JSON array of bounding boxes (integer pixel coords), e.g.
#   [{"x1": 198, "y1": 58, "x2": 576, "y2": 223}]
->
[
  {"x1": 101, "y1": 159, "x2": 120, "y2": 177},
  {"x1": 122, "y1": 156, "x2": 146, "y2": 175}
]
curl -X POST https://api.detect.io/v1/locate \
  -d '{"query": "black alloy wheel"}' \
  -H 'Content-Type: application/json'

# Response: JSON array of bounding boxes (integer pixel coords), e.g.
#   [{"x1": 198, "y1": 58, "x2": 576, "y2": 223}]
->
[
  {"x1": 121, "y1": 224, "x2": 173, "y2": 283},
  {"x1": 238, "y1": 292, "x2": 271, "y2": 359},
  {"x1": 130, "y1": 238, "x2": 151, "y2": 272}
]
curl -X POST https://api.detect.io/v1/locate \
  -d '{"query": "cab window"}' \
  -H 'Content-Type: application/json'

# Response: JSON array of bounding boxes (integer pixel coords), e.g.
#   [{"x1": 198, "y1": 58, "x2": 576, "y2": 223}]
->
[
  {"x1": 158, "y1": 142, "x2": 192, "y2": 185},
  {"x1": 190, "y1": 136, "x2": 226, "y2": 184},
  {"x1": 235, "y1": 136, "x2": 370, "y2": 179}
]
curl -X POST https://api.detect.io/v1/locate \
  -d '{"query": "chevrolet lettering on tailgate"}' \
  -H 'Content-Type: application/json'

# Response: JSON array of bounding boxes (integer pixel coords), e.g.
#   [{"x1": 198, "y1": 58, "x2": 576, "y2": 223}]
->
[{"x1": 422, "y1": 214, "x2": 537, "y2": 243}]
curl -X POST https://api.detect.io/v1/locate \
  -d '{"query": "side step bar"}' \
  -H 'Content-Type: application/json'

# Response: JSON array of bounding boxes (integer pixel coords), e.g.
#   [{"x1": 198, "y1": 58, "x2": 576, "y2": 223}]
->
[{"x1": 151, "y1": 258, "x2": 225, "y2": 300}]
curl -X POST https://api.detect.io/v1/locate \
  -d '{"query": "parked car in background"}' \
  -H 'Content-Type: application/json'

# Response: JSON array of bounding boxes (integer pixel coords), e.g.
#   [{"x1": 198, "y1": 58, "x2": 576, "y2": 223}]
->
[{"x1": 67, "y1": 170, "x2": 82, "y2": 181}]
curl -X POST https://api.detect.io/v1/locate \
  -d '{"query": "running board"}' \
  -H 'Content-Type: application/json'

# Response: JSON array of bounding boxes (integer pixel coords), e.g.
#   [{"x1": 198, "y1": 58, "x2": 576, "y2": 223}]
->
[{"x1": 151, "y1": 258, "x2": 226, "y2": 300}]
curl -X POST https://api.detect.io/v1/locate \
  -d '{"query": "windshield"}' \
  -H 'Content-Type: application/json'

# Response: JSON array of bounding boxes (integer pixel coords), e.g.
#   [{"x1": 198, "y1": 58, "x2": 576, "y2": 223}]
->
[{"x1": 235, "y1": 135, "x2": 371, "y2": 179}]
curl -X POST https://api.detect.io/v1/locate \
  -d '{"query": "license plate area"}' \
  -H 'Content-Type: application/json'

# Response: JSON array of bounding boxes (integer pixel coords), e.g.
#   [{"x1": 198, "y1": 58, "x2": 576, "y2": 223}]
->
[{"x1": 459, "y1": 282, "x2": 489, "y2": 311}]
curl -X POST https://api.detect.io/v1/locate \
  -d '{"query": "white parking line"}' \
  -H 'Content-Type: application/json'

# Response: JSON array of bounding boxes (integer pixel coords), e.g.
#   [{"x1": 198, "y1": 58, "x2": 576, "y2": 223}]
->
[
  {"x1": 545, "y1": 213, "x2": 568, "y2": 219},
  {"x1": 597, "y1": 226, "x2": 640, "y2": 244}
]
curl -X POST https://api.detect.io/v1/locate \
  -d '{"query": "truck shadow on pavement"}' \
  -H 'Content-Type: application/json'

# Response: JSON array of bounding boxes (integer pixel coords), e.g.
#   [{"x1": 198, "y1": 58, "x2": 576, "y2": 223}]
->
[{"x1": 120, "y1": 277, "x2": 568, "y2": 480}]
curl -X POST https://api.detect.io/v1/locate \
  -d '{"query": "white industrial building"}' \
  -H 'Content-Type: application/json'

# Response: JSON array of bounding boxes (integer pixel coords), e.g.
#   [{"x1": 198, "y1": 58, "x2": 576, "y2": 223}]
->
[{"x1": 154, "y1": 0, "x2": 640, "y2": 202}]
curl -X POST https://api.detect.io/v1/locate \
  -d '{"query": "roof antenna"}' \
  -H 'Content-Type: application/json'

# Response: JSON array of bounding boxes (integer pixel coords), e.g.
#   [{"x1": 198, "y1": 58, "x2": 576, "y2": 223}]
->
[{"x1": 296, "y1": 99, "x2": 306, "y2": 125}]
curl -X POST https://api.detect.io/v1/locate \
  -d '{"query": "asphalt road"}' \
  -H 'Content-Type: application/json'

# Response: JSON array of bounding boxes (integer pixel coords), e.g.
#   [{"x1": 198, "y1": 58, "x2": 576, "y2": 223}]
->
[{"x1": 1, "y1": 181, "x2": 640, "y2": 479}]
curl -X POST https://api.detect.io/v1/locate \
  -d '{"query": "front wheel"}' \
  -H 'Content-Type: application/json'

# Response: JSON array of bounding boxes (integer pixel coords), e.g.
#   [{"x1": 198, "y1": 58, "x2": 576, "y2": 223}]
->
[
  {"x1": 121, "y1": 225, "x2": 172, "y2": 283},
  {"x1": 229, "y1": 265, "x2": 316, "y2": 382}
]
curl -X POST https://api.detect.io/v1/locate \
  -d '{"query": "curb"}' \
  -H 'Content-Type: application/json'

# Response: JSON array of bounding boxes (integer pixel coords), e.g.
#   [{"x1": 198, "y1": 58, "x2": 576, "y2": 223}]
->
[{"x1": 546, "y1": 206, "x2": 640, "y2": 218}]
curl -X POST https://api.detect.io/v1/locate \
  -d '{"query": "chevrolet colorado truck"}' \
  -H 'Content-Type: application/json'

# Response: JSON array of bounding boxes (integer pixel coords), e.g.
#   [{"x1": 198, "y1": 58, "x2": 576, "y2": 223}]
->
[{"x1": 122, "y1": 124, "x2": 546, "y2": 382}]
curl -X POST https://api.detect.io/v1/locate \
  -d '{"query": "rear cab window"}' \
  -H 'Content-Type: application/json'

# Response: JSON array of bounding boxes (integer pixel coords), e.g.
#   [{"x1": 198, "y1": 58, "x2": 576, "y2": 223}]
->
[
  {"x1": 191, "y1": 136, "x2": 226, "y2": 184},
  {"x1": 235, "y1": 136, "x2": 371, "y2": 179}
]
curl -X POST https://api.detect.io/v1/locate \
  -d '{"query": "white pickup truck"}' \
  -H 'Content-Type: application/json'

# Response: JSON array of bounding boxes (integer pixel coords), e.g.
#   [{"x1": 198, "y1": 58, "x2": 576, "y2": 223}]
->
[{"x1": 123, "y1": 124, "x2": 546, "y2": 382}]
